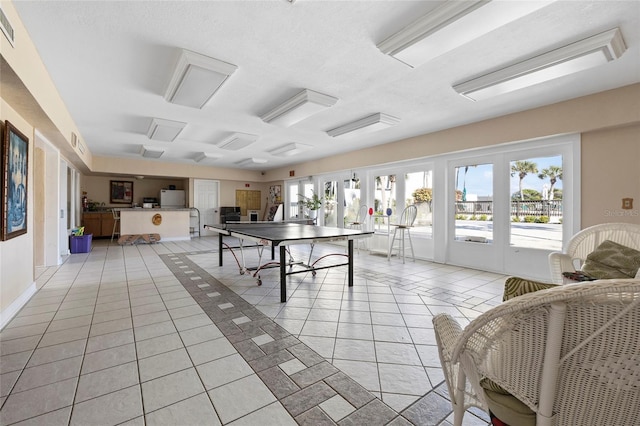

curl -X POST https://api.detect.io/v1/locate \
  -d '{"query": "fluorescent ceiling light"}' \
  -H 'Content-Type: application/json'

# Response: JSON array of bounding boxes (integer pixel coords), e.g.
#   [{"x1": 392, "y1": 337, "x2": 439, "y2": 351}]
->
[
  {"x1": 454, "y1": 28, "x2": 627, "y2": 101},
  {"x1": 261, "y1": 89, "x2": 338, "y2": 127},
  {"x1": 327, "y1": 113, "x2": 400, "y2": 138},
  {"x1": 147, "y1": 118, "x2": 186, "y2": 142},
  {"x1": 268, "y1": 143, "x2": 312, "y2": 157},
  {"x1": 235, "y1": 158, "x2": 268, "y2": 167},
  {"x1": 164, "y1": 49, "x2": 237, "y2": 108},
  {"x1": 217, "y1": 133, "x2": 259, "y2": 150},
  {"x1": 194, "y1": 152, "x2": 222, "y2": 162},
  {"x1": 377, "y1": 0, "x2": 557, "y2": 68},
  {"x1": 140, "y1": 145, "x2": 164, "y2": 158}
]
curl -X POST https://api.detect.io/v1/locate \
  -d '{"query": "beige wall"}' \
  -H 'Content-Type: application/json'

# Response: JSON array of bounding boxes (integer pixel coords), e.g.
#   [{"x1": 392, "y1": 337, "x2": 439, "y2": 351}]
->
[
  {"x1": 82, "y1": 175, "x2": 188, "y2": 208},
  {"x1": 263, "y1": 84, "x2": 640, "y2": 182},
  {"x1": 2, "y1": 0, "x2": 639, "y2": 326},
  {"x1": 0, "y1": 101, "x2": 35, "y2": 314},
  {"x1": 91, "y1": 155, "x2": 263, "y2": 183},
  {"x1": 260, "y1": 85, "x2": 640, "y2": 229},
  {"x1": 0, "y1": 1, "x2": 91, "y2": 171},
  {"x1": 581, "y1": 123, "x2": 640, "y2": 227}
]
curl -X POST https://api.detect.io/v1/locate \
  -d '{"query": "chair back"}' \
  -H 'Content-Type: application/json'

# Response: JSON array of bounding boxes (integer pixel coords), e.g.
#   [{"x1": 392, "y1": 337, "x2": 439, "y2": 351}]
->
[
  {"x1": 112, "y1": 208, "x2": 120, "y2": 220},
  {"x1": 356, "y1": 205, "x2": 368, "y2": 223},
  {"x1": 440, "y1": 280, "x2": 640, "y2": 426},
  {"x1": 566, "y1": 222, "x2": 640, "y2": 263},
  {"x1": 399, "y1": 205, "x2": 418, "y2": 227},
  {"x1": 549, "y1": 223, "x2": 640, "y2": 283}
]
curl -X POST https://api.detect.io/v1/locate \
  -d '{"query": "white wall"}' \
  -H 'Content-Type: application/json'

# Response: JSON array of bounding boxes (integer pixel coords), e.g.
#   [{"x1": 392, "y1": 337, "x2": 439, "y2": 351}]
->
[{"x1": 0, "y1": 103, "x2": 36, "y2": 328}]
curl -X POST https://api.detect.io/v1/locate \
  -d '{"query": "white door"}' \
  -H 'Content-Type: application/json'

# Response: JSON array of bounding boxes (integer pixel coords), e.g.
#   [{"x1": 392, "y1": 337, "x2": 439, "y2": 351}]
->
[
  {"x1": 194, "y1": 179, "x2": 219, "y2": 236},
  {"x1": 443, "y1": 136, "x2": 578, "y2": 281},
  {"x1": 59, "y1": 160, "x2": 68, "y2": 256}
]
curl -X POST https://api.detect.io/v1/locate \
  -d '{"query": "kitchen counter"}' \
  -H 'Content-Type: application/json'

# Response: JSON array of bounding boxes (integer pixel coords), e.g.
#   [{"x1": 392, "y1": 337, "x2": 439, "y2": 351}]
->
[
  {"x1": 117, "y1": 208, "x2": 191, "y2": 241},
  {"x1": 115, "y1": 207, "x2": 192, "y2": 212}
]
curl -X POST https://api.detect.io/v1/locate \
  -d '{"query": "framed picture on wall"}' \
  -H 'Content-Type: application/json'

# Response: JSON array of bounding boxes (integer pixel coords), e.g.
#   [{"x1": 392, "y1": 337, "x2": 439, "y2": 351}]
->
[
  {"x1": 269, "y1": 185, "x2": 282, "y2": 204},
  {"x1": 110, "y1": 180, "x2": 133, "y2": 204},
  {"x1": 2, "y1": 120, "x2": 29, "y2": 241}
]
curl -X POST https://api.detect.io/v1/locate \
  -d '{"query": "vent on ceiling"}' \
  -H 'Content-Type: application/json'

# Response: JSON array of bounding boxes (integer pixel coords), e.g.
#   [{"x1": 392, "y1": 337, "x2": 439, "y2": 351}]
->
[
  {"x1": 164, "y1": 49, "x2": 237, "y2": 109},
  {"x1": 0, "y1": 7, "x2": 15, "y2": 46},
  {"x1": 217, "y1": 133, "x2": 258, "y2": 151},
  {"x1": 140, "y1": 145, "x2": 164, "y2": 159},
  {"x1": 147, "y1": 118, "x2": 186, "y2": 142}
]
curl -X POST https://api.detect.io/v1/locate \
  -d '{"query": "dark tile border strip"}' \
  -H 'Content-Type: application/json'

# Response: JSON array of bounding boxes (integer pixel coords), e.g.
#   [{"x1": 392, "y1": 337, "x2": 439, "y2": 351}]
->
[
  {"x1": 160, "y1": 251, "x2": 490, "y2": 426},
  {"x1": 159, "y1": 252, "x2": 412, "y2": 425}
]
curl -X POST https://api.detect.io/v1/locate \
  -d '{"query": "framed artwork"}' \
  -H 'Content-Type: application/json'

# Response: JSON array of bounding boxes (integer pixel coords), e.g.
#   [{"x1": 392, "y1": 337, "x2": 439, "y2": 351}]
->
[
  {"x1": 269, "y1": 185, "x2": 282, "y2": 204},
  {"x1": 110, "y1": 180, "x2": 133, "y2": 204},
  {"x1": 2, "y1": 121, "x2": 29, "y2": 241}
]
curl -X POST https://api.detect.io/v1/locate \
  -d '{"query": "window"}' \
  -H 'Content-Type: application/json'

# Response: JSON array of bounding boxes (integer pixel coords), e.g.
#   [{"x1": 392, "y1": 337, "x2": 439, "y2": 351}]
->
[
  {"x1": 323, "y1": 180, "x2": 338, "y2": 227},
  {"x1": 454, "y1": 163, "x2": 493, "y2": 242},
  {"x1": 405, "y1": 170, "x2": 433, "y2": 238},
  {"x1": 287, "y1": 184, "x2": 299, "y2": 219},
  {"x1": 343, "y1": 176, "x2": 362, "y2": 226},
  {"x1": 509, "y1": 155, "x2": 563, "y2": 250},
  {"x1": 374, "y1": 174, "x2": 397, "y2": 223}
]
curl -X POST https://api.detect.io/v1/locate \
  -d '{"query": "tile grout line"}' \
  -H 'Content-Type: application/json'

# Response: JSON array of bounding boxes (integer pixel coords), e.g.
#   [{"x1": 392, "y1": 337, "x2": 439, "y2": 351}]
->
[
  {"x1": 147, "y1": 248, "x2": 226, "y2": 424},
  {"x1": 159, "y1": 251, "x2": 416, "y2": 425}
]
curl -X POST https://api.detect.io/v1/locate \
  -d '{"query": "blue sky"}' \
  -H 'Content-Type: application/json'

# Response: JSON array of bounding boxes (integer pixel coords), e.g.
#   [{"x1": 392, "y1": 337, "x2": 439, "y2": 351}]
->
[{"x1": 456, "y1": 155, "x2": 563, "y2": 197}]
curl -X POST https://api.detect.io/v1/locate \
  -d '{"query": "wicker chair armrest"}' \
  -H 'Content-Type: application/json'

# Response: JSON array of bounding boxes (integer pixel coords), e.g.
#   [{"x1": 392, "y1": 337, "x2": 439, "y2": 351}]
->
[
  {"x1": 548, "y1": 252, "x2": 577, "y2": 284},
  {"x1": 433, "y1": 313, "x2": 463, "y2": 360}
]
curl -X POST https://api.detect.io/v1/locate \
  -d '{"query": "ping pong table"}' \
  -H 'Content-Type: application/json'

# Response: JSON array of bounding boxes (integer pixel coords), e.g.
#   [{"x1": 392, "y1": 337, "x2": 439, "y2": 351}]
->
[{"x1": 204, "y1": 221, "x2": 373, "y2": 302}]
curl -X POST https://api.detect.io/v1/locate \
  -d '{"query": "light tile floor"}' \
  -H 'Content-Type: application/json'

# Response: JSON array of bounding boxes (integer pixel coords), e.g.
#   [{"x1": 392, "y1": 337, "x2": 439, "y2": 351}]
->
[{"x1": 0, "y1": 236, "x2": 506, "y2": 425}]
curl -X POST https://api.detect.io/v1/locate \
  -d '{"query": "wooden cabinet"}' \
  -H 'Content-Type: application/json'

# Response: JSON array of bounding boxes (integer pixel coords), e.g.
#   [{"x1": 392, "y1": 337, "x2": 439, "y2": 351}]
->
[
  {"x1": 102, "y1": 214, "x2": 116, "y2": 236},
  {"x1": 82, "y1": 213, "x2": 102, "y2": 237},
  {"x1": 82, "y1": 212, "x2": 117, "y2": 238}
]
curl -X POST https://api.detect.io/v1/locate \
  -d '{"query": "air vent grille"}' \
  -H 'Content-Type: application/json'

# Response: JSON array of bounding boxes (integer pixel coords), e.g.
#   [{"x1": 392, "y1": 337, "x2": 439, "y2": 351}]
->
[{"x1": 0, "y1": 7, "x2": 15, "y2": 46}]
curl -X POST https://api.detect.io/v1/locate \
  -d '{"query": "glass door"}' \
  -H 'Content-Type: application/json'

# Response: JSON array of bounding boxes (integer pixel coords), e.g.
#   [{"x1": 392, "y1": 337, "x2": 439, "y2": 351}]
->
[
  {"x1": 444, "y1": 135, "x2": 577, "y2": 280},
  {"x1": 447, "y1": 156, "x2": 503, "y2": 272},
  {"x1": 343, "y1": 175, "x2": 362, "y2": 227},
  {"x1": 285, "y1": 179, "x2": 319, "y2": 221},
  {"x1": 323, "y1": 180, "x2": 339, "y2": 227}
]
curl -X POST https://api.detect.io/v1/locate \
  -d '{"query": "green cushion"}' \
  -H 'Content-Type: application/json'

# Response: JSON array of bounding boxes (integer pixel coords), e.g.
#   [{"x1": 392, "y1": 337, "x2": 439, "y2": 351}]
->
[
  {"x1": 480, "y1": 378, "x2": 510, "y2": 395},
  {"x1": 502, "y1": 276, "x2": 557, "y2": 302},
  {"x1": 484, "y1": 389, "x2": 536, "y2": 426},
  {"x1": 581, "y1": 240, "x2": 640, "y2": 279}
]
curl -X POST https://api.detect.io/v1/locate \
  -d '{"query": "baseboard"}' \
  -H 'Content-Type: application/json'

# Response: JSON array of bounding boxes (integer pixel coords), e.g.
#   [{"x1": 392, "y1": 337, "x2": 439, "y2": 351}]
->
[{"x1": 0, "y1": 281, "x2": 37, "y2": 331}]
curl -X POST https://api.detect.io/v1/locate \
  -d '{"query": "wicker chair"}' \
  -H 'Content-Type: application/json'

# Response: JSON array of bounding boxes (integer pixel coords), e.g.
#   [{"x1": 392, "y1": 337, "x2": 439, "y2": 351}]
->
[
  {"x1": 433, "y1": 279, "x2": 640, "y2": 426},
  {"x1": 548, "y1": 222, "x2": 640, "y2": 284}
]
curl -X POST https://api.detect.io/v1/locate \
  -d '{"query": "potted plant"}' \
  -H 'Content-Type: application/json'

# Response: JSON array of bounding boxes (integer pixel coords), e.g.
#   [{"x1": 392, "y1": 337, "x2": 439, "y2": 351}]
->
[
  {"x1": 299, "y1": 190, "x2": 323, "y2": 219},
  {"x1": 412, "y1": 187, "x2": 432, "y2": 204}
]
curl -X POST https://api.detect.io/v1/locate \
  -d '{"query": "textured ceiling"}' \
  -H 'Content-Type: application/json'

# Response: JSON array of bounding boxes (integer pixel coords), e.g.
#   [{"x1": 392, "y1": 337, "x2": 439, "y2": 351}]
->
[{"x1": 12, "y1": 0, "x2": 640, "y2": 171}]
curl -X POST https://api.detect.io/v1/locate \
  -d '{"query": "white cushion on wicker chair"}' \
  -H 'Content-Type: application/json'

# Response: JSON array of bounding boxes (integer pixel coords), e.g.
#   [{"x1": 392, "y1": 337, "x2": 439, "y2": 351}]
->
[
  {"x1": 433, "y1": 279, "x2": 640, "y2": 426},
  {"x1": 548, "y1": 223, "x2": 640, "y2": 284}
]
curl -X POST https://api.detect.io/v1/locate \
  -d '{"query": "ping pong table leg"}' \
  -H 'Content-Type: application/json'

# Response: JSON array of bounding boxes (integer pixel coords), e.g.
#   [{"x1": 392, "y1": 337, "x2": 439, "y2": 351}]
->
[
  {"x1": 218, "y1": 234, "x2": 224, "y2": 267},
  {"x1": 348, "y1": 239, "x2": 354, "y2": 287},
  {"x1": 280, "y1": 245, "x2": 287, "y2": 302}
]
